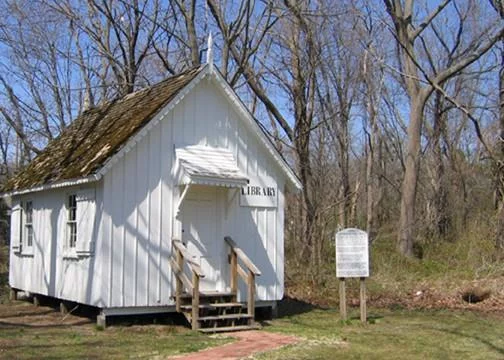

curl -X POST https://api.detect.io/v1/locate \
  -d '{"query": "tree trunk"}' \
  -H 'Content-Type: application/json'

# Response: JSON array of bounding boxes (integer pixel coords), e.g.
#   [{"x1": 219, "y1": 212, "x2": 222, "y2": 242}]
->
[
  {"x1": 337, "y1": 109, "x2": 351, "y2": 228},
  {"x1": 496, "y1": 38, "x2": 504, "y2": 251},
  {"x1": 431, "y1": 92, "x2": 450, "y2": 238},
  {"x1": 398, "y1": 98, "x2": 425, "y2": 257}
]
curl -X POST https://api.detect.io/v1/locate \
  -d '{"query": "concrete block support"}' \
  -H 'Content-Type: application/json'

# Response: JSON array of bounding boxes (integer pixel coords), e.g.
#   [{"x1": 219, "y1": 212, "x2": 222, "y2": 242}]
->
[
  {"x1": 271, "y1": 301, "x2": 278, "y2": 318},
  {"x1": 60, "y1": 302, "x2": 68, "y2": 314},
  {"x1": 97, "y1": 313, "x2": 107, "y2": 328},
  {"x1": 9, "y1": 288, "x2": 17, "y2": 301}
]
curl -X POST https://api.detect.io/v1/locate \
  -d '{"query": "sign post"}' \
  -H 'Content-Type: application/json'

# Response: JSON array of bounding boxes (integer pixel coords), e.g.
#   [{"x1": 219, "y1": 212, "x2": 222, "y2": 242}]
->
[{"x1": 335, "y1": 228, "x2": 369, "y2": 323}]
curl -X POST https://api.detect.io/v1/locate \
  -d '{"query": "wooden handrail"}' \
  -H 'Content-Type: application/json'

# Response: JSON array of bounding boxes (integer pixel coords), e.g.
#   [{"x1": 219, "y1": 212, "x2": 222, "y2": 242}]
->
[
  {"x1": 224, "y1": 236, "x2": 261, "y2": 275},
  {"x1": 224, "y1": 236, "x2": 261, "y2": 319},
  {"x1": 169, "y1": 257, "x2": 193, "y2": 292},
  {"x1": 171, "y1": 238, "x2": 204, "y2": 330},
  {"x1": 172, "y1": 239, "x2": 205, "y2": 277}
]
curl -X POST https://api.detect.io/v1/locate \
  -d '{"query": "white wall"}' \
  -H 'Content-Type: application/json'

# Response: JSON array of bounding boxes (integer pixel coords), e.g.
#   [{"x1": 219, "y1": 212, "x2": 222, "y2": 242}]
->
[
  {"x1": 9, "y1": 73, "x2": 288, "y2": 309},
  {"x1": 9, "y1": 184, "x2": 103, "y2": 305}
]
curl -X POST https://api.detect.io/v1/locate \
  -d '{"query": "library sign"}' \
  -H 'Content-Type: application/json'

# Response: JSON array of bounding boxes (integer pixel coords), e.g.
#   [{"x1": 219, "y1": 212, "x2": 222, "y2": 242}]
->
[{"x1": 240, "y1": 183, "x2": 278, "y2": 208}]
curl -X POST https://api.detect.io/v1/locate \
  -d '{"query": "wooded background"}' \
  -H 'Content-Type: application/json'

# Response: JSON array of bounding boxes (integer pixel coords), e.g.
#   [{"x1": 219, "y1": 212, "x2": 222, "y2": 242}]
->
[{"x1": 1, "y1": 0, "x2": 503, "y2": 280}]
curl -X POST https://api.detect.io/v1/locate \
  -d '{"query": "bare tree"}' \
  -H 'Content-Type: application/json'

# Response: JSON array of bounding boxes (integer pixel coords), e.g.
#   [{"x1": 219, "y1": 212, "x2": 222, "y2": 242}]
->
[
  {"x1": 46, "y1": 0, "x2": 162, "y2": 96},
  {"x1": 362, "y1": 46, "x2": 386, "y2": 243},
  {"x1": 208, "y1": 0, "x2": 323, "y2": 260},
  {"x1": 489, "y1": 0, "x2": 504, "y2": 252},
  {"x1": 383, "y1": 0, "x2": 504, "y2": 256}
]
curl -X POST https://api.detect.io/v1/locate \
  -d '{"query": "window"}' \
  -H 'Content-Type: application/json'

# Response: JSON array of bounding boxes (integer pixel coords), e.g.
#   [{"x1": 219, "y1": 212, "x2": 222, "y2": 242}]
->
[
  {"x1": 24, "y1": 201, "x2": 33, "y2": 247},
  {"x1": 67, "y1": 195, "x2": 77, "y2": 248}
]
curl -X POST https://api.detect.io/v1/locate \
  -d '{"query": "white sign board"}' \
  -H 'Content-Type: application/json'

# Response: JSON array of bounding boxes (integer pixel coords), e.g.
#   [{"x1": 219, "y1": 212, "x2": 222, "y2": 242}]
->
[
  {"x1": 335, "y1": 228, "x2": 369, "y2": 278},
  {"x1": 240, "y1": 184, "x2": 278, "y2": 208}
]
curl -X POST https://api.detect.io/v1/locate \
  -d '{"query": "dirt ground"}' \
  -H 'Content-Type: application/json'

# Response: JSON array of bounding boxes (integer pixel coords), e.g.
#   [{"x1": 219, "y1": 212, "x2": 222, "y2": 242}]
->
[
  {"x1": 285, "y1": 276, "x2": 504, "y2": 317},
  {"x1": 0, "y1": 300, "x2": 93, "y2": 327}
]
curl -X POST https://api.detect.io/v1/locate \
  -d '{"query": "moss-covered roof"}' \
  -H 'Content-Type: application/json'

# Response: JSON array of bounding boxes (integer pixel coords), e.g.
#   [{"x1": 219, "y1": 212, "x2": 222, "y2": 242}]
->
[{"x1": 2, "y1": 66, "x2": 203, "y2": 193}]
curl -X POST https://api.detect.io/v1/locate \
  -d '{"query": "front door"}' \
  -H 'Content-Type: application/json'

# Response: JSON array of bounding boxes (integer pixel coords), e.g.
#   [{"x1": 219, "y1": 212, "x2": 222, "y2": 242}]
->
[{"x1": 181, "y1": 187, "x2": 223, "y2": 292}]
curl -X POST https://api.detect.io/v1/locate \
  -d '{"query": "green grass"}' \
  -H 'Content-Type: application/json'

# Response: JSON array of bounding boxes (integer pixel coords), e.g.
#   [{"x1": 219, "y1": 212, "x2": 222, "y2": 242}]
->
[
  {"x1": 0, "y1": 325, "x2": 229, "y2": 359},
  {"x1": 255, "y1": 308, "x2": 504, "y2": 360},
  {"x1": 0, "y1": 304, "x2": 231, "y2": 359}
]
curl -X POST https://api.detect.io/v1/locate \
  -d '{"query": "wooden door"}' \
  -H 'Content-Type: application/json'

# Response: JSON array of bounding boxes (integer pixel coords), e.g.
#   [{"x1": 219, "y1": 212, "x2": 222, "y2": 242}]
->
[{"x1": 181, "y1": 187, "x2": 223, "y2": 292}]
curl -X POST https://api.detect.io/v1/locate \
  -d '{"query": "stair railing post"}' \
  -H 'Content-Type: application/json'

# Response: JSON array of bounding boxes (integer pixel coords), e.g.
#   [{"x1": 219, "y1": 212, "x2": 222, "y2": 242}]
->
[
  {"x1": 247, "y1": 270, "x2": 255, "y2": 319},
  {"x1": 192, "y1": 272, "x2": 200, "y2": 330},
  {"x1": 175, "y1": 247, "x2": 183, "y2": 313},
  {"x1": 230, "y1": 249, "x2": 238, "y2": 299}
]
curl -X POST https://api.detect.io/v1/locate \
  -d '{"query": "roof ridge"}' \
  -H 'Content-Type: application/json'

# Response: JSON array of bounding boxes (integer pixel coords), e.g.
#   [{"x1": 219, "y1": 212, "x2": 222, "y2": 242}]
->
[{"x1": 119, "y1": 65, "x2": 204, "y2": 103}]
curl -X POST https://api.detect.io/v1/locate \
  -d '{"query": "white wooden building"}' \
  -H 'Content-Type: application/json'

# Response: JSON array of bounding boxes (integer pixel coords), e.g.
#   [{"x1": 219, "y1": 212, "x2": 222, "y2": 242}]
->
[{"x1": 2, "y1": 55, "x2": 301, "y2": 330}]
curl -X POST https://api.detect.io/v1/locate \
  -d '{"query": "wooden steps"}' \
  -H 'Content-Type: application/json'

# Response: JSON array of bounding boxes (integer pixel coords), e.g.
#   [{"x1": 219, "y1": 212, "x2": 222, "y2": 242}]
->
[
  {"x1": 171, "y1": 238, "x2": 261, "y2": 333},
  {"x1": 174, "y1": 291, "x2": 258, "y2": 332}
]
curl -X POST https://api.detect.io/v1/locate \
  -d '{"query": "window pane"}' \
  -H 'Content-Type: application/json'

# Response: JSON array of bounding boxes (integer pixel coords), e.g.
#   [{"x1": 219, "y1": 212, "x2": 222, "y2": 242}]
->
[
  {"x1": 68, "y1": 195, "x2": 77, "y2": 221},
  {"x1": 27, "y1": 226, "x2": 33, "y2": 247},
  {"x1": 25, "y1": 201, "x2": 33, "y2": 224},
  {"x1": 68, "y1": 223, "x2": 77, "y2": 248},
  {"x1": 68, "y1": 195, "x2": 75, "y2": 208},
  {"x1": 67, "y1": 195, "x2": 77, "y2": 248}
]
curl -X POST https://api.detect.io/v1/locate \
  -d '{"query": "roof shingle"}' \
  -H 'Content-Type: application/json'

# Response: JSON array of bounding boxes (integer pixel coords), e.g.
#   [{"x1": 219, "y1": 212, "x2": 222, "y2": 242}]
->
[{"x1": 2, "y1": 66, "x2": 203, "y2": 193}]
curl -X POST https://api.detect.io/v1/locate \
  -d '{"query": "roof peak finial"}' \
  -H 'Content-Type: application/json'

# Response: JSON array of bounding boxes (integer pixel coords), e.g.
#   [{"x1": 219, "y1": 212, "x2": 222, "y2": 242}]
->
[{"x1": 206, "y1": 32, "x2": 213, "y2": 66}]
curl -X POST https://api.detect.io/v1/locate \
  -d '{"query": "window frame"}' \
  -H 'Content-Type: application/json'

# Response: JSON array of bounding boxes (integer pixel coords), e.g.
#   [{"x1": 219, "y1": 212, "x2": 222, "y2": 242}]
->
[
  {"x1": 66, "y1": 194, "x2": 77, "y2": 250},
  {"x1": 24, "y1": 200, "x2": 34, "y2": 248},
  {"x1": 15, "y1": 200, "x2": 35, "y2": 257}
]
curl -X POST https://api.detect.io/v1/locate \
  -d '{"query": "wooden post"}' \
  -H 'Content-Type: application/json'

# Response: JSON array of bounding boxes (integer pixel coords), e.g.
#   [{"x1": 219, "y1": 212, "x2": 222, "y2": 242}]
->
[
  {"x1": 360, "y1": 277, "x2": 367, "y2": 323},
  {"x1": 339, "y1": 278, "x2": 347, "y2": 321},
  {"x1": 230, "y1": 249, "x2": 238, "y2": 298},
  {"x1": 33, "y1": 295, "x2": 40, "y2": 307},
  {"x1": 247, "y1": 271, "x2": 255, "y2": 319},
  {"x1": 192, "y1": 272, "x2": 200, "y2": 330},
  {"x1": 175, "y1": 248, "x2": 183, "y2": 313}
]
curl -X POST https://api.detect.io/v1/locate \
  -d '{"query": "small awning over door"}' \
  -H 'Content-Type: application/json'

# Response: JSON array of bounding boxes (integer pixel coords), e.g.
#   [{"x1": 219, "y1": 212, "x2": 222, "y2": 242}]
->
[{"x1": 175, "y1": 145, "x2": 249, "y2": 188}]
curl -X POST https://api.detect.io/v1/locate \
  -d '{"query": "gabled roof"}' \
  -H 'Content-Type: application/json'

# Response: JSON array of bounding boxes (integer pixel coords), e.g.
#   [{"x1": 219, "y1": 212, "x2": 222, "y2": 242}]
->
[
  {"x1": 2, "y1": 67, "x2": 203, "y2": 194},
  {"x1": 2, "y1": 64, "x2": 302, "y2": 196}
]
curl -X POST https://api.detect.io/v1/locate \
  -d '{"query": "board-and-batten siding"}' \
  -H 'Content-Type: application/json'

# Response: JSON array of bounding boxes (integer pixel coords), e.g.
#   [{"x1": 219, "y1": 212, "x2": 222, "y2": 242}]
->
[
  {"x1": 100, "y1": 110, "x2": 174, "y2": 308},
  {"x1": 9, "y1": 75, "x2": 286, "y2": 308},
  {"x1": 101, "y1": 77, "x2": 286, "y2": 307},
  {"x1": 8, "y1": 185, "x2": 101, "y2": 305}
]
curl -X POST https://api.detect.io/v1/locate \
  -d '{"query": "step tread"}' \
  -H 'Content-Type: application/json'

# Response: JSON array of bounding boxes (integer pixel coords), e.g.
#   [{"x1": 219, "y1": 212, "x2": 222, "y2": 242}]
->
[
  {"x1": 198, "y1": 313, "x2": 253, "y2": 321},
  {"x1": 210, "y1": 302, "x2": 244, "y2": 308},
  {"x1": 180, "y1": 302, "x2": 244, "y2": 311},
  {"x1": 198, "y1": 324, "x2": 261, "y2": 333},
  {"x1": 177, "y1": 291, "x2": 235, "y2": 299}
]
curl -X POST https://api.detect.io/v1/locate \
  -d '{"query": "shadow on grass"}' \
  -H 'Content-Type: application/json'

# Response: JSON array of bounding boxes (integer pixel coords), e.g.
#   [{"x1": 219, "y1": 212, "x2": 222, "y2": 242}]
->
[
  {"x1": 0, "y1": 271, "x2": 8, "y2": 303},
  {"x1": 105, "y1": 312, "x2": 188, "y2": 328},
  {"x1": 4, "y1": 296, "x2": 194, "y2": 330},
  {"x1": 276, "y1": 296, "x2": 324, "y2": 318},
  {"x1": 349, "y1": 314, "x2": 384, "y2": 322}
]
